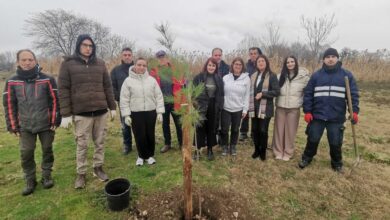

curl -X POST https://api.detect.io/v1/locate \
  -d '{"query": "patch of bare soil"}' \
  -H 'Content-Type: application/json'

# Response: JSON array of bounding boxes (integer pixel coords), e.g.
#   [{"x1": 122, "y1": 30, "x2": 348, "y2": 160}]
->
[{"x1": 134, "y1": 186, "x2": 256, "y2": 220}]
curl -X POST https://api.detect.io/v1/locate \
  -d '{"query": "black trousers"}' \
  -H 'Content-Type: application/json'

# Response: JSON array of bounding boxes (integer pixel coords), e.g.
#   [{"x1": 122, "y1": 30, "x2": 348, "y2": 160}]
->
[
  {"x1": 195, "y1": 98, "x2": 217, "y2": 149},
  {"x1": 20, "y1": 130, "x2": 55, "y2": 180},
  {"x1": 220, "y1": 109, "x2": 243, "y2": 146},
  {"x1": 302, "y1": 119, "x2": 345, "y2": 168},
  {"x1": 162, "y1": 103, "x2": 183, "y2": 146},
  {"x1": 240, "y1": 115, "x2": 250, "y2": 135},
  {"x1": 131, "y1": 110, "x2": 157, "y2": 159},
  {"x1": 251, "y1": 117, "x2": 271, "y2": 157}
]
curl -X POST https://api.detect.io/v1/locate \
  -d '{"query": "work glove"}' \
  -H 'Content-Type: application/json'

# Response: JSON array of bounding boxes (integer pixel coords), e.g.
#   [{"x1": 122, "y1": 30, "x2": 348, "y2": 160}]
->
[
  {"x1": 352, "y1": 112, "x2": 358, "y2": 124},
  {"x1": 60, "y1": 116, "x2": 73, "y2": 128},
  {"x1": 124, "y1": 116, "x2": 132, "y2": 126},
  {"x1": 110, "y1": 110, "x2": 116, "y2": 121},
  {"x1": 304, "y1": 113, "x2": 313, "y2": 124},
  {"x1": 157, "y1": 113, "x2": 163, "y2": 123},
  {"x1": 248, "y1": 112, "x2": 255, "y2": 118}
]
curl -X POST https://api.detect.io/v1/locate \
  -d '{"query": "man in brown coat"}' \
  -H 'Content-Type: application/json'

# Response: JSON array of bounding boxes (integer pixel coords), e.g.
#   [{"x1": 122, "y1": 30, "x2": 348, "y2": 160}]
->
[{"x1": 58, "y1": 34, "x2": 116, "y2": 189}]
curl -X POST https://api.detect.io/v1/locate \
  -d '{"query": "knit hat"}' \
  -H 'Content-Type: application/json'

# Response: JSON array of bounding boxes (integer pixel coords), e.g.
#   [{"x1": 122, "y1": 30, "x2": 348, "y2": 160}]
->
[
  {"x1": 155, "y1": 50, "x2": 167, "y2": 58},
  {"x1": 323, "y1": 48, "x2": 339, "y2": 59}
]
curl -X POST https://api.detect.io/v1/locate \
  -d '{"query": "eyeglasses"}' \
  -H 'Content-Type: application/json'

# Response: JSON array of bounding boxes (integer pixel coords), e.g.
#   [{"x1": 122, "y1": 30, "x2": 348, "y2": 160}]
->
[{"x1": 81, "y1": 43, "x2": 93, "y2": 48}]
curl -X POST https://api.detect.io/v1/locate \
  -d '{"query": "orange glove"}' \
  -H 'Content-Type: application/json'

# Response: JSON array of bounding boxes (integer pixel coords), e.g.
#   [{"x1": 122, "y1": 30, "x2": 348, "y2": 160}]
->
[
  {"x1": 352, "y1": 112, "x2": 358, "y2": 124},
  {"x1": 304, "y1": 113, "x2": 313, "y2": 123}
]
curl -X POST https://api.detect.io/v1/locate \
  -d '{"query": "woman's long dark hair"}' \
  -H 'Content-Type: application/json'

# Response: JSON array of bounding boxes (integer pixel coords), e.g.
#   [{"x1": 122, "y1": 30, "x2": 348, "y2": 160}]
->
[
  {"x1": 202, "y1": 57, "x2": 219, "y2": 74},
  {"x1": 279, "y1": 56, "x2": 299, "y2": 87},
  {"x1": 255, "y1": 54, "x2": 272, "y2": 77}
]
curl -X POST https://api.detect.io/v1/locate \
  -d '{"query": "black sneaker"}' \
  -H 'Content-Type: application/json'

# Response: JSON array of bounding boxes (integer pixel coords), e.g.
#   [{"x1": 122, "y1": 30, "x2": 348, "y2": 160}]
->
[
  {"x1": 298, "y1": 159, "x2": 311, "y2": 169},
  {"x1": 160, "y1": 145, "x2": 171, "y2": 153},
  {"x1": 332, "y1": 166, "x2": 344, "y2": 174},
  {"x1": 207, "y1": 149, "x2": 214, "y2": 161},
  {"x1": 122, "y1": 145, "x2": 132, "y2": 155}
]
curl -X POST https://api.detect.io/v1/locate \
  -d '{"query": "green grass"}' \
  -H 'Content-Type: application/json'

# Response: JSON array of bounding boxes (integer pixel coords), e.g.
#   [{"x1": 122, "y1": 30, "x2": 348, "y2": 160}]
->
[{"x1": 0, "y1": 80, "x2": 389, "y2": 219}]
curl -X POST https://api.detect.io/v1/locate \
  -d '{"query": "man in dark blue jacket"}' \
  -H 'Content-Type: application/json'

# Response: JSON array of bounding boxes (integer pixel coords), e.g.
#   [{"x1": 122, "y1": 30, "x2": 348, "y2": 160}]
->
[
  {"x1": 111, "y1": 47, "x2": 134, "y2": 155},
  {"x1": 3, "y1": 49, "x2": 61, "y2": 195},
  {"x1": 298, "y1": 48, "x2": 359, "y2": 173}
]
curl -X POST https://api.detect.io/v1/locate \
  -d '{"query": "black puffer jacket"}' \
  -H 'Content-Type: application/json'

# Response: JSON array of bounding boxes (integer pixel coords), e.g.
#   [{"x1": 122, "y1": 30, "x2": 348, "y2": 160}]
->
[
  {"x1": 110, "y1": 62, "x2": 134, "y2": 102},
  {"x1": 193, "y1": 72, "x2": 224, "y2": 129},
  {"x1": 3, "y1": 66, "x2": 61, "y2": 133}
]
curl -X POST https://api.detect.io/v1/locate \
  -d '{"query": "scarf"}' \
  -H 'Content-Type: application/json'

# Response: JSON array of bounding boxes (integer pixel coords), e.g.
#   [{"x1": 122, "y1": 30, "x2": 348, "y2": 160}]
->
[
  {"x1": 258, "y1": 72, "x2": 270, "y2": 119},
  {"x1": 249, "y1": 71, "x2": 270, "y2": 118},
  {"x1": 16, "y1": 65, "x2": 39, "y2": 80}
]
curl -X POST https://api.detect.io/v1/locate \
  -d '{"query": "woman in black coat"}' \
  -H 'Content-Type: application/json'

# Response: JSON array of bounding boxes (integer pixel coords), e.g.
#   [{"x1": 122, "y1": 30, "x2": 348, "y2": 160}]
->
[
  {"x1": 248, "y1": 55, "x2": 280, "y2": 161},
  {"x1": 193, "y1": 57, "x2": 224, "y2": 160}
]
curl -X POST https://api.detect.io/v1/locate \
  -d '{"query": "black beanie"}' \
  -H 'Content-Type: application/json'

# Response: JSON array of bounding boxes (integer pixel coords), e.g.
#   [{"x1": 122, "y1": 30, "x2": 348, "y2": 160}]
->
[{"x1": 323, "y1": 48, "x2": 339, "y2": 59}]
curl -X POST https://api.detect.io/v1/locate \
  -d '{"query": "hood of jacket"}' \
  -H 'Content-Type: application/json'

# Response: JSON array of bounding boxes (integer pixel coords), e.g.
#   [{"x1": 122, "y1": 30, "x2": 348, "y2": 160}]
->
[
  {"x1": 129, "y1": 66, "x2": 150, "y2": 79},
  {"x1": 69, "y1": 34, "x2": 97, "y2": 63}
]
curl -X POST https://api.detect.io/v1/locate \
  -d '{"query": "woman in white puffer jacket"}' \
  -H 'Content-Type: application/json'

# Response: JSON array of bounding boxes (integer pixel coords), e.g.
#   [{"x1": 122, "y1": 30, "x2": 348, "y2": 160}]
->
[
  {"x1": 272, "y1": 56, "x2": 309, "y2": 161},
  {"x1": 120, "y1": 58, "x2": 165, "y2": 166}
]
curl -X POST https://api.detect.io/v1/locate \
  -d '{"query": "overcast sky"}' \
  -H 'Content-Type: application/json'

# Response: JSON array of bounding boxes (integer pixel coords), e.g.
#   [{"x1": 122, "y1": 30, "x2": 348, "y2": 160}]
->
[{"x1": 1, "y1": 0, "x2": 389, "y2": 54}]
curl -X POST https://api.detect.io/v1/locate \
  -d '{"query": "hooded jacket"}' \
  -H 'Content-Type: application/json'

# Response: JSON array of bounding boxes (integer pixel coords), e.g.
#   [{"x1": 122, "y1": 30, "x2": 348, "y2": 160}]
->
[
  {"x1": 223, "y1": 72, "x2": 251, "y2": 113},
  {"x1": 3, "y1": 65, "x2": 61, "y2": 133},
  {"x1": 276, "y1": 68, "x2": 310, "y2": 109},
  {"x1": 303, "y1": 62, "x2": 359, "y2": 122},
  {"x1": 58, "y1": 34, "x2": 116, "y2": 117},
  {"x1": 120, "y1": 66, "x2": 165, "y2": 116}
]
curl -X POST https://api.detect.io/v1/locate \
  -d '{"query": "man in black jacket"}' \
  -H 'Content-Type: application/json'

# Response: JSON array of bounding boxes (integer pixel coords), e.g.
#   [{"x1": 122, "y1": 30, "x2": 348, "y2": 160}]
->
[
  {"x1": 3, "y1": 49, "x2": 61, "y2": 196},
  {"x1": 111, "y1": 47, "x2": 134, "y2": 155},
  {"x1": 212, "y1": 48, "x2": 230, "y2": 78}
]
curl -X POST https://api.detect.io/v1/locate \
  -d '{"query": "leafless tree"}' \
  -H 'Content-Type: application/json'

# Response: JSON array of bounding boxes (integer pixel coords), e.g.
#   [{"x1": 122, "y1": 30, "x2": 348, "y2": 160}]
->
[
  {"x1": 154, "y1": 21, "x2": 176, "y2": 53},
  {"x1": 100, "y1": 34, "x2": 136, "y2": 60},
  {"x1": 0, "y1": 51, "x2": 15, "y2": 71},
  {"x1": 300, "y1": 13, "x2": 338, "y2": 58},
  {"x1": 236, "y1": 35, "x2": 262, "y2": 53},
  {"x1": 24, "y1": 9, "x2": 134, "y2": 60},
  {"x1": 261, "y1": 22, "x2": 286, "y2": 57}
]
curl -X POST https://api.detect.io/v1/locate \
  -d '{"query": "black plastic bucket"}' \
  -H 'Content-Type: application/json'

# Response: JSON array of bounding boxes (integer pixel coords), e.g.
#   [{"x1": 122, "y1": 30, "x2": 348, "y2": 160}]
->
[{"x1": 104, "y1": 178, "x2": 131, "y2": 211}]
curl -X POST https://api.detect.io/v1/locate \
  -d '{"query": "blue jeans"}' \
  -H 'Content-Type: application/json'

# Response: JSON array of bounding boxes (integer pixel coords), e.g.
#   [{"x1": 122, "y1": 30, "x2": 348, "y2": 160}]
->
[{"x1": 302, "y1": 119, "x2": 345, "y2": 168}]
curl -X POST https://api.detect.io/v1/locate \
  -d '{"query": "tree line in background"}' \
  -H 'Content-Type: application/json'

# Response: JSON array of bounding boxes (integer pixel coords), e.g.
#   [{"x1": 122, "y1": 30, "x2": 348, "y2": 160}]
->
[{"x1": 0, "y1": 9, "x2": 389, "y2": 81}]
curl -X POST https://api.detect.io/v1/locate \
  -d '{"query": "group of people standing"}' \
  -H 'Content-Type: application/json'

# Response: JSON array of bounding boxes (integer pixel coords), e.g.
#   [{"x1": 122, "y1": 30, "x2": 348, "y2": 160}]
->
[{"x1": 3, "y1": 33, "x2": 359, "y2": 196}]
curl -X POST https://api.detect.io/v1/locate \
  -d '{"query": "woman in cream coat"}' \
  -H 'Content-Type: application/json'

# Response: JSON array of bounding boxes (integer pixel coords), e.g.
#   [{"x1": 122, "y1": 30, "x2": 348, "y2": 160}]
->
[
  {"x1": 120, "y1": 58, "x2": 165, "y2": 166},
  {"x1": 272, "y1": 56, "x2": 309, "y2": 161}
]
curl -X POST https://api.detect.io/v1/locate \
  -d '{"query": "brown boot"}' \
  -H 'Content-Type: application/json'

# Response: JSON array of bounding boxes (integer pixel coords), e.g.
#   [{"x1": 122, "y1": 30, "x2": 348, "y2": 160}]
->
[
  {"x1": 74, "y1": 174, "x2": 86, "y2": 189},
  {"x1": 93, "y1": 166, "x2": 109, "y2": 182},
  {"x1": 160, "y1": 145, "x2": 171, "y2": 153}
]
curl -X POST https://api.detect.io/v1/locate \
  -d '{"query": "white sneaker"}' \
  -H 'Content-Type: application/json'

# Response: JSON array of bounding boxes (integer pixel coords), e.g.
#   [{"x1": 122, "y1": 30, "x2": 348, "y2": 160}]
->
[
  {"x1": 147, "y1": 157, "x2": 156, "y2": 165},
  {"x1": 136, "y1": 157, "x2": 144, "y2": 166},
  {"x1": 275, "y1": 156, "x2": 283, "y2": 160}
]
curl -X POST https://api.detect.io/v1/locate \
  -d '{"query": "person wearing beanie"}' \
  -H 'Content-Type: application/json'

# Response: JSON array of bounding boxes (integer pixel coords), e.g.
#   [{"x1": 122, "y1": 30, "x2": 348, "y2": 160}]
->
[
  {"x1": 110, "y1": 47, "x2": 135, "y2": 155},
  {"x1": 58, "y1": 34, "x2": 117, "y2": 189},
  {"x1": 3, "y1": 49, "x2": 61, "y2": 196},
  {"x1": 149, "y1": 50, "x2": 184, "y2": 154},
  {"x1": 298, "y1": 47, "x2": 360, "y2": 173}
]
